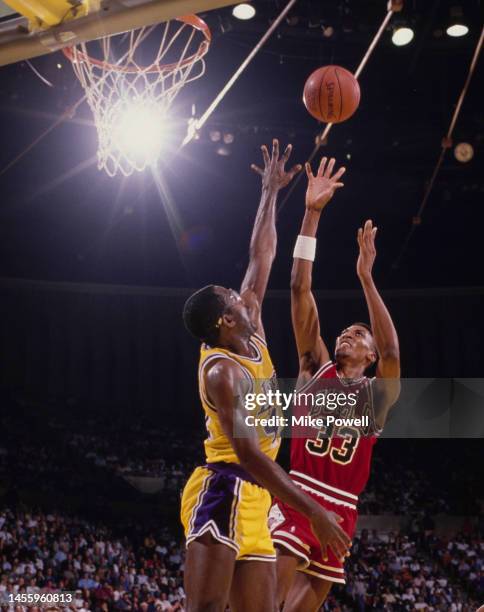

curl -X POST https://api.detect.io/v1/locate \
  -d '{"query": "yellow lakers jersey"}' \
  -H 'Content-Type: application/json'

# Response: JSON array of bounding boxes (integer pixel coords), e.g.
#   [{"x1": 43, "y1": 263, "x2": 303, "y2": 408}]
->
[{"x1": 198, "y1": 333, "x2": 281, "y2": 464}]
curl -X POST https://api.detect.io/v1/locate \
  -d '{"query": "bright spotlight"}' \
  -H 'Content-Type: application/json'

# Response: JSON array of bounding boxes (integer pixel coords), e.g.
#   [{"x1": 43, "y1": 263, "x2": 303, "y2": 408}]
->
[
  {"x1": 232, "y1": 3, "x2": 256, "y2": 20},
  {"x1": 111, "y1": 102, "x2": 166, "y2": 167},
  {"x1": 446, "y1": 24, "x2": 469, "y2": 37},
  {"x1": 392, "y1": 27, "x2": 414, "y2": 46}
]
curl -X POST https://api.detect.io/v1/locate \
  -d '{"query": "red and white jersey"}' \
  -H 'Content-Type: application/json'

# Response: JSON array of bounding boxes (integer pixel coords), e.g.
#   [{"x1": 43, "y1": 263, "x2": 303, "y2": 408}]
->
[{"x1": 290, "y1": 361, "x2": 378, "y2": 511}]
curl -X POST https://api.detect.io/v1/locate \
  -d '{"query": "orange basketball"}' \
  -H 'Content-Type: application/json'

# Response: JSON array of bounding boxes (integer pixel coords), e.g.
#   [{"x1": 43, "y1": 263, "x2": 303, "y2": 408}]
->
[{"x1": 303, "y1": 65, "x2": 360, "y2": 123}]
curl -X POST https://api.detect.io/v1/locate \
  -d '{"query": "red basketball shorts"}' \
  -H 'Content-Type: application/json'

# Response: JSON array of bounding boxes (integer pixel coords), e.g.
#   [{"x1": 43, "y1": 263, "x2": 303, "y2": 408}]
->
[{"x1": 269, "y1": 493, "x2": 357, "y2": 584}]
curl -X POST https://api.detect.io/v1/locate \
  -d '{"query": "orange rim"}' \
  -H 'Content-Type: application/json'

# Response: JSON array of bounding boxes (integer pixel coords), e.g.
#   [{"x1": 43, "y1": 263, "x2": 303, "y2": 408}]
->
[{"x1": 62, "y1": 14, "x2": 211, "y2": 74}]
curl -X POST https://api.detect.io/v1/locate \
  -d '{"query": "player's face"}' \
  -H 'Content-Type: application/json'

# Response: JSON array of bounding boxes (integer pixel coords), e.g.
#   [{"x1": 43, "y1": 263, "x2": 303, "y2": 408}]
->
[
  {"x1": 216, "y1": 287, "x2": 257, "y2": 336},
  {"x1": 335, "y1": 325, "x2": 376, "y2": 366},
  {"x1": 227, "y1": 288, "x2": 257, "y2": 335}
]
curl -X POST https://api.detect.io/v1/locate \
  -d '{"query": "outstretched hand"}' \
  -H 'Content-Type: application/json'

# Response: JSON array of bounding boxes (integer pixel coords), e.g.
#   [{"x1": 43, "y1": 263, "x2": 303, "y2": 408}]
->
[
  {"x1": 251, "y1": 139, "x2": 302, "y2": 191},
  {"x1": 357, "y1": 219, "x2": 377, "y2": 280},
  {"x1": 310, "y1": 507, "x2": 351, "y2": 563},
  {"x1": 305, "y1": 156, "x2": 345, "y2": 212}
]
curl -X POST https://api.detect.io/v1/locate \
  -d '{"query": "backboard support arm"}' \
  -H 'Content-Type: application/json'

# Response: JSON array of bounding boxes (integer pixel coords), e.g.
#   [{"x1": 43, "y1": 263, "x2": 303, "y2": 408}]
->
[{"x1": 0, "y1": 0, "x2": 241, "y2": 66}]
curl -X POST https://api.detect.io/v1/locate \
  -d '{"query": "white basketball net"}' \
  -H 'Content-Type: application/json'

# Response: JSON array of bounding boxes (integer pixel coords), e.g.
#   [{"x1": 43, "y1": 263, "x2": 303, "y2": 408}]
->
[{"x1": 65, "y1": 18, "x2": 210, "y2": 177}]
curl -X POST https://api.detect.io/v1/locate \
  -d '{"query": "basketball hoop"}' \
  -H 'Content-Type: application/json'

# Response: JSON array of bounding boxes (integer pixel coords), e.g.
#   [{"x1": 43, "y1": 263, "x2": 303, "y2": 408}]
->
[{"x1": 63, "y1": 15, "x2": 211, "y2": 177}]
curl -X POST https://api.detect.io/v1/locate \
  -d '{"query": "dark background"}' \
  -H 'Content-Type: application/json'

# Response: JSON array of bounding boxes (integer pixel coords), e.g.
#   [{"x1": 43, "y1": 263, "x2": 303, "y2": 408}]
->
[{"x1": 1, "y1": 279, "x2": 483, "y2": 422}]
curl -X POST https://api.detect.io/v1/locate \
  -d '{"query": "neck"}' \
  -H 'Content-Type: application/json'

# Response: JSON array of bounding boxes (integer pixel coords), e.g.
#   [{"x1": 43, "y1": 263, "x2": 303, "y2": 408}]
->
[
  {"x1": 336, "y1": 361, "x2": 365, "y2": 380},
  {"x1": 218, "y1": 333, "x2": 254, "y2": 357}
]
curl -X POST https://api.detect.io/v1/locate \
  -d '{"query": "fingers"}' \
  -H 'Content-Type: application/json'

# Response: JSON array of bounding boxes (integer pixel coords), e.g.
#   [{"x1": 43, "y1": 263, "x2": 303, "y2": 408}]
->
[
  {"x1": 321, "y1": 544, "x2": 328, "y2": 562},
  {"x1": 368, "y1": 226, "x2": 377, "y2": 248},
  {"x1": 357, "y1": 227, "x2": 363, "y2": 247},
  {"x1": 317, "y1": 157, "x2": 345, "y2": 181},
  {"x1": 333, "y1": 182, "x2": 345, "y2": 190},
  {"x1": 332, "y1": 166, "x2": 346, "y2": 182},
  {"x1": 261, "y1": 145, "x2": 270, "y2": 167},
  {"x1": 317, "y1": 156, "x2": 327, "y2": 177},
  {"x1": 363, "y1": 219, "x2": 372, "y2": 243},
  {"x1": 288, "y1": 164, "x2": 303, "y2": 179},
  {"x1": 329, "y1": 537, "x2": 346, "y2": 561},
  {"x1": 331, "y1": 528, "x2": 352, "y2": 561},
  {"x1": 364, "y1": 220, "x2": 375, "y2": 249},
  {"x1": 324, "y1": 157, "x2": 335, "y2": 178},
  {"x1": 340, "y1": 528, "x2": 352, "y2": 548},
  {"x1": 330, "y1": 514, "x2": 349, "y2": 560},
  {"x1": 305, "y1": 162, "x2": 314, "y2": 179},
  {"x1": 281, "y1": 143, "x2": 293, "y2": 164},
  {"x1": 272, "y1": 138, "x2": 279, "y2": 161},
  {"x1": 250, "y1": 164, "x2": 264, "y2": 176}
]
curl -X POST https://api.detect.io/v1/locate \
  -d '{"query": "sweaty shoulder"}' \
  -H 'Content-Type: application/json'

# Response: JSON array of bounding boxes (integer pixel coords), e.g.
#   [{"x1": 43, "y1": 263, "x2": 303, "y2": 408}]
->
[
  {"x1": 204, "y1": 356, "x2": 252, "y2": 399},
  {"x1": 205, "y1": 357, "x2": 241, "y2": 387}
]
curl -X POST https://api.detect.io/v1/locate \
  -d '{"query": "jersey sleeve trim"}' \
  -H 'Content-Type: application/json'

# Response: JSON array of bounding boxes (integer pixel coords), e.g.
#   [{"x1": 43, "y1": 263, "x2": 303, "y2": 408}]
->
[
  {"x1": 252, "y1": 332, "x2": 267, "y2": 346},
  {"x1": 368, "y1": 377, "x2": 383, "y2": 436}
]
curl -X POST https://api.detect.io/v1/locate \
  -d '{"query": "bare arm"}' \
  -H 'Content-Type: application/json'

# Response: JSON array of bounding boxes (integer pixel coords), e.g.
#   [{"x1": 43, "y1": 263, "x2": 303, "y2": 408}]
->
[
  {"x1": 205, "y1": 359, "x2": 351, "y2": 561},
  {"x1": 291, "y1": 157, "x2": 346, "y2": 380},
  {"x1": 356, "y1": 220, "x2": 401, "y2": 420},
  {"x1": 240, "y1": 139, "x2": 301, "y2": 339}
]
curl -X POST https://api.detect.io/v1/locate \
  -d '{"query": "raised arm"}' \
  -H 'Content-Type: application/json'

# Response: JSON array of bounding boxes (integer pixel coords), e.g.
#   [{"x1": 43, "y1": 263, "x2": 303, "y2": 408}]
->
[
  {"x1": 204, "y1": 358, "x2": 351, "y2": 561},
  {"x1": 291, "y1": 157, "x2": 346, "y2": 380},
  {"x1": 356, "y1": 220, "x2": 401, "y2": 418},
  {"x1": 356, "y1": 220, "x2": 400, "y2": 379},
  {"x1": 240, "y1": 139, "x2": 301, "y2": 339}
]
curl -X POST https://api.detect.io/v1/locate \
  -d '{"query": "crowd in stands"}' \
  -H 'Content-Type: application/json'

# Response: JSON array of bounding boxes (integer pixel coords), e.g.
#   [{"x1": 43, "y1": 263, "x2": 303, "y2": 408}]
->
[
  {"x1": 0, "y1": 508, "x2": 186, "y2": 612},
  {"x1": 67, "y1": 431, "x2": 194, "y2": 490},
  {"x1": 0, "y1": 507, "x2": 481, "y2": 612},
  {"x1": 328, "y1": 528, "x2": 482, "y2": 610},
  {"x1": 0, "y1": 409, "x2": 203, "y2": 507}
]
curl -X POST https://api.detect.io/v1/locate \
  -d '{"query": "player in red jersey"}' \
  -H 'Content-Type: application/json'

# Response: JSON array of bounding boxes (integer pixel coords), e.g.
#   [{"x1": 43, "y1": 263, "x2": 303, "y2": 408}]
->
[{"x1": 269, "y1": 157, "x2": 401, "y2": 611}]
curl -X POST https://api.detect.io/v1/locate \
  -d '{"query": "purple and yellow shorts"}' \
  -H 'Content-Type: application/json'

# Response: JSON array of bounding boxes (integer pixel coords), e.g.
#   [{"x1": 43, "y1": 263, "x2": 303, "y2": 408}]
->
[{"x1": 180, "y1": 462, "x2": 276, "y2": 562}]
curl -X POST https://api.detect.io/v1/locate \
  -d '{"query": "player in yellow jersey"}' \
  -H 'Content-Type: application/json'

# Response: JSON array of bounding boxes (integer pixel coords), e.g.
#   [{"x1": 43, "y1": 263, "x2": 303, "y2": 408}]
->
[{"x1": 180, "y1": 140, "x2": 351, "y2": 612}]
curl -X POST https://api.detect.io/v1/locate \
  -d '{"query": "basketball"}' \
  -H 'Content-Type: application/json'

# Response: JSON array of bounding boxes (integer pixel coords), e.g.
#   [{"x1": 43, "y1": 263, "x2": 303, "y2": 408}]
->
[{"x1": 303, "y1": 65, "x2": 361, "y2": 123}]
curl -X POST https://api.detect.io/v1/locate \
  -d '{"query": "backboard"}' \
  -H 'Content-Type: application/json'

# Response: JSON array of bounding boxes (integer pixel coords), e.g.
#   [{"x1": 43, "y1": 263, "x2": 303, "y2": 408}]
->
[{"x1": 0, "y1": 0, "x2": 242, "y2": 67}]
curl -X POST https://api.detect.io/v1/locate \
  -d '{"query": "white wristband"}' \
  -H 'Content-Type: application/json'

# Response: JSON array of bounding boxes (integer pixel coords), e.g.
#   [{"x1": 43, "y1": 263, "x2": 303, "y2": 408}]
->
[{"x1": 293, "y1": 235, "x2": 316, "y2": 261}]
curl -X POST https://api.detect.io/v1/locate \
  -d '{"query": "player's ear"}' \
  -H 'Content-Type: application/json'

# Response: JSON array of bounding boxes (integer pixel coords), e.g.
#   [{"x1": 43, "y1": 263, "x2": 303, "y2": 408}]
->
[
  {"x1": 367, "y1": 350, "x2": 377, "y2": 366},
  {"x1": 222, "y1": 312, "x2": 236, "y2": 328}
]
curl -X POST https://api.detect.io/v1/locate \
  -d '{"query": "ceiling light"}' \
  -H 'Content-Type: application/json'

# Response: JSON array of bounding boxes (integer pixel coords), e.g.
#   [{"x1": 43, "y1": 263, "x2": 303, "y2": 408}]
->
[
  {"x1": 446, "y1": 24, "x2": 469, "y2": 37},
  {"x1": 111, "y1": 102, "x2": 167, "y2": 168},
  {"x1": 232, "y1": 3, "x2": 256, "y2": 20},
  {"x1": 392, "y1": 26, "x2": 414, "y2": 46},
  {"x1": 446, "y1": 6, "x2": 469, "y2": 37},
  {"x1": 454, "y1": 142, "x2": 474, "y2": 163}
]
